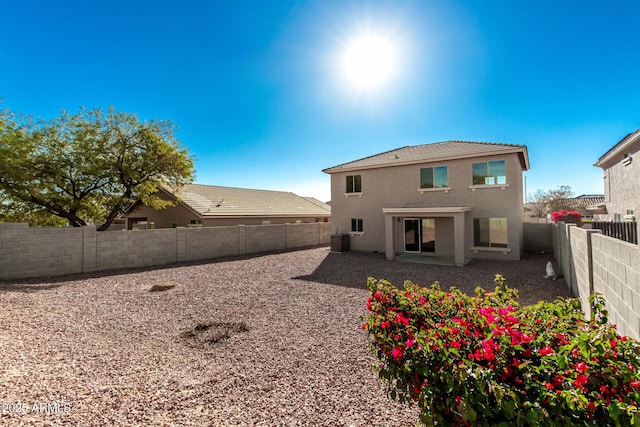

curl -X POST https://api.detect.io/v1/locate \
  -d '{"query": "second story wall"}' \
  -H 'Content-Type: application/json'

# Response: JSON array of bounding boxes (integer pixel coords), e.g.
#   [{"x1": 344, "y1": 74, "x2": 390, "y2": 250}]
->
[{"x1": 603, "y1": 149, "x2": 640, "y2": 222}]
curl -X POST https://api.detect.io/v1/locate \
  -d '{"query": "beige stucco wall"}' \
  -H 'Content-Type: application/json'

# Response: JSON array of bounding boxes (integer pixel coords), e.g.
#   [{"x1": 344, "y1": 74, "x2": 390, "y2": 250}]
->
[
  {"x1": 602, "y1": 146, "x2": 640, "y2": 221},
  {"x1": 329, "y1": 152, "x2": 525, "y2": 260}
]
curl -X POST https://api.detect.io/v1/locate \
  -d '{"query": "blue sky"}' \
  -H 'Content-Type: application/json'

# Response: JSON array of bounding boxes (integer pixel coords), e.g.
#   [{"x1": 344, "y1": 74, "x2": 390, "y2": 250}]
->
[{"x1": 2, "y1": 1, "x2": 639, "y2": 202}]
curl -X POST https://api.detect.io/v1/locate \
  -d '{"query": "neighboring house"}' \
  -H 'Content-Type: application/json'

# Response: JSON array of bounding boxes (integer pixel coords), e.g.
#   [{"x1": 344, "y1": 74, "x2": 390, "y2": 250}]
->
[
  {"x1": 592, "y1": 129, "x2": 640, "y2": 222},
  {"x1": 323, "y1": 141, "x2": 529, "y2": 266},
  {"x1": 569, "y1": 195, "x2": 606, "y2": 221},
  {"x1": 524, "y1": 195, "x2": 605, "y2": 222},
  {"x1": 117, "y1": 184, "x2": 331, "y2": 229}
]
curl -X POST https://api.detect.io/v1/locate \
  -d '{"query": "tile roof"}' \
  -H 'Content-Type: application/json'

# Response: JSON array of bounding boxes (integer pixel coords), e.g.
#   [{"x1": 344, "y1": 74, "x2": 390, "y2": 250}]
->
[
  {"x1": 571, "y1": 195, "x2": 606, "y2": 208},
  {"x1": 171, "y1": 184, "x2": 331, "y2": 218},
  {"x1": 323, "y1": 140, "x2": 529, "y2": 173},
  {"x1": 595, "y1": 128, "x2": 640, "y2": 168}
]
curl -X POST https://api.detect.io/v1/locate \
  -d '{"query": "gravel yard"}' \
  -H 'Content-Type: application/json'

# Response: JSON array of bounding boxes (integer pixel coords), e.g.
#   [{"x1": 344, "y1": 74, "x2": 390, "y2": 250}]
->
[{"x1": 0, "y1": 247, "x2": 571, "y2": 426}]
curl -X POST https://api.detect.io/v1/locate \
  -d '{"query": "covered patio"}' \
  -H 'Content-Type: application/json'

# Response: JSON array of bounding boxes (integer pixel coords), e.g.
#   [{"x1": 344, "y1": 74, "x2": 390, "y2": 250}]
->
[{"x1": 382, "y1": 206, "x2": 471, "y2": 267}]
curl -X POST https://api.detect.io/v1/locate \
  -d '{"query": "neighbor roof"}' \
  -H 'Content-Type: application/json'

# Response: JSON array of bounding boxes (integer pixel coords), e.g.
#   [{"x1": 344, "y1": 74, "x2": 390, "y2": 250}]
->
[
  {"x1": 322, "y1": 140, "x2": 529, "y2": 173},
  {"x1": 168, "y1": 184, "x2": 331, "y2": 218},
  {"x1": 595, "y1": 128, "x2": 640, "y2": 169}
]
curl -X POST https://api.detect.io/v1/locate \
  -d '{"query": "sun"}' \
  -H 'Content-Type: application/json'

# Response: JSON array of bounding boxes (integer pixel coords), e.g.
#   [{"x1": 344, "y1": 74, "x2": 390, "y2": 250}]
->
[{"x1": 338, "y1": 32, "x2": 400, "y2": 93}]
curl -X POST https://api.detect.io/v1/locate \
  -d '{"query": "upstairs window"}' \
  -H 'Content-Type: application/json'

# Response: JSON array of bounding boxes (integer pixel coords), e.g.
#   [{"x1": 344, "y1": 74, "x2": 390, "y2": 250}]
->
[
  {"x1": 346, "y1": 175, "x2": 362, "y2": 193},
  {"x1": 420, "y1": 166, "x2": 448, "y2": 188},
  {"x1": 472, "y1": 160, "x2": 506, "y2": 185}
]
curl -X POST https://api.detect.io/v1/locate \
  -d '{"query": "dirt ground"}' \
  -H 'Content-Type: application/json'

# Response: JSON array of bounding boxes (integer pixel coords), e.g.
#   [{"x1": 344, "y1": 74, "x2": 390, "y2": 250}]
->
[{"x1": 0, "y1": 247, "x2": 573, "y2": 426}]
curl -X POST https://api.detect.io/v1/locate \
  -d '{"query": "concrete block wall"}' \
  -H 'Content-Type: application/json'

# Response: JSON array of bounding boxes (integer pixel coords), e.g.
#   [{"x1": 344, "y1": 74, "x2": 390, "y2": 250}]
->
[
  {"x1": 523, "y1": 223, "x2": 554, "y2": 253},
  {"x1": 286, "y1": 222, "x2": 330, "y2": 249},
  {"x1": 180, "y1": 226, "x2": 240, "y2": 262},
  {"x1": 96, "y1": 228, "x2": 178, "y2": 271},
  {"x1": 591, "y1": 234, "x2": 640, "y2": 340},
  {"x1": 0, "y1": 223, "x2": 84, "y2": 280},
  {"x1": 245, "y1": 225, "x2": 287, "y2": 254},
  {"x1": 0, "y1": 222, "x2": 331, "y2": 281},
  {"x1": 568, "y1": 227, "x2": 601, "y2": 320},
  {"x1": 553, "y1": 221, "x2": 640, "y2": 340}
]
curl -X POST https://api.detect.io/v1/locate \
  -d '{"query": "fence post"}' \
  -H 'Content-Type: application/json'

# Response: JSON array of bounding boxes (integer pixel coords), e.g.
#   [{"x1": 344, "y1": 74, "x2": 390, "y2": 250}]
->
[{"x1": 82, "y1": 225, "x2": 97, "y2": 273}]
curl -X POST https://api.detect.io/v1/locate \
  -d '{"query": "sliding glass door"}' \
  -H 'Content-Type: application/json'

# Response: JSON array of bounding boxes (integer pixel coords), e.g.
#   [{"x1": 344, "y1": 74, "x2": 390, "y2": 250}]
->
[{"x1": 404, "y1": 218, "x2": 435, "y2": 253}]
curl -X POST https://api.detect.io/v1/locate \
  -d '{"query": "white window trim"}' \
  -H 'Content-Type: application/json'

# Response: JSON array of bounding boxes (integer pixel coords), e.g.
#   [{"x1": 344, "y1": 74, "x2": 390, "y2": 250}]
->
[
  {"x1": 349, "y1": 231, "x2": 366, "y2": 237},
  {"x1": 471, "y1": 246, "x2": 512, "y2": 255},
  {"x1": 343, "y1": 192, "x2": 364, "y2": 198},
  {"x1": 417, "y1": 187, "x2": 451, "y2": 194},
  {"x1": 468, "y1": 184, "x2": 510, "y2": 191}
]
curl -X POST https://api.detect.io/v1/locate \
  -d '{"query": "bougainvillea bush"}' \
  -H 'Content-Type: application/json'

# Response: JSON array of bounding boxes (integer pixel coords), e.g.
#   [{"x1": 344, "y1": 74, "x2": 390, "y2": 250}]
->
[
  {"x1": 362, "y1": 275, "x2": 640, "y2": 426},
  {"x1": 551, "y1": 210, "x2": 583, "y2": 226}
]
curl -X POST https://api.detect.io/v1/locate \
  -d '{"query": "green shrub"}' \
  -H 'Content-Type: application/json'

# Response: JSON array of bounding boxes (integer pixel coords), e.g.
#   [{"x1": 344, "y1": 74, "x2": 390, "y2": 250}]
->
[{"x1": 362, "y1": 275, "x2": 640, "y2": 426}]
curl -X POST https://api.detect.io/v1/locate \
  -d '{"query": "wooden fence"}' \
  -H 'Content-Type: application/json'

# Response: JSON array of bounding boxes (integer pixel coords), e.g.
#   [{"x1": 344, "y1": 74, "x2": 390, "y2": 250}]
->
[{"x1": 592, "y1": 221, "x2": 638, "y2": 244}]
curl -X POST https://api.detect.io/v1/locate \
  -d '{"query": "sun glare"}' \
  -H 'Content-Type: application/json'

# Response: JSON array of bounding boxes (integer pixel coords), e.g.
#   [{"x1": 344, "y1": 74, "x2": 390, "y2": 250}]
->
[{"x1": 338, "y1": 32, "x2": 400, "y2": 94}]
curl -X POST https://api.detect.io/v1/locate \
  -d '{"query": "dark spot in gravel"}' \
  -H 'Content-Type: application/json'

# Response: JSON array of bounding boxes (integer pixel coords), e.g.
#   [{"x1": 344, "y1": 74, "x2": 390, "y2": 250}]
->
[{"x1": 179, "y1": 321, "x2": 250, "y2": 348}]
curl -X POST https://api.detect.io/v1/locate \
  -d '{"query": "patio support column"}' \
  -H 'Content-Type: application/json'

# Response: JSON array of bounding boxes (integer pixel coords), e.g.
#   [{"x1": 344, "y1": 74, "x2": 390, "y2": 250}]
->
[
  {"x1": 453, "y1": 212, "x2": 466, "y2": 267},
  {"x1": 385, "y1": 213, "x2": 394, "y2": 260}
]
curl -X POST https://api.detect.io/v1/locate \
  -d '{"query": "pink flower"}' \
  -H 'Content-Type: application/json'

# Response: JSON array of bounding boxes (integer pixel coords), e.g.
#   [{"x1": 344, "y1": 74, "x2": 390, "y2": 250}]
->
[{"x1": 391, "y1": 347, "x2": 404, "y2": 360}]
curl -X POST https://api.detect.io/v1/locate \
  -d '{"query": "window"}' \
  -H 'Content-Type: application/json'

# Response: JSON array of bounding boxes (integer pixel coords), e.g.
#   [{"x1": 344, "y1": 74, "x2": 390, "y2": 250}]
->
[
  {"x1": 351, "y1": 218, "x2": 364, "y2": 233},
  {"x1": 474, "y1": 218, "x2": 508, "y2": 248},
  {"x1": 420, "y1": 166, "x2": 448, "y2": 188},
  {"x1": 472, "y1": 160, "x2": 506, "y2": 185},
  {"x1": 346, "y1": 175, "x2": 362, "y2": 193}
]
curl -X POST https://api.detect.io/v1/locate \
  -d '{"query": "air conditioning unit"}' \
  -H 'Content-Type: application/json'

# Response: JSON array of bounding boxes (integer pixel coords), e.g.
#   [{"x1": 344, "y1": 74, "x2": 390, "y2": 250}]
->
[{"x1": 623, "y1": 215, "x2": 636, "y2": 222}]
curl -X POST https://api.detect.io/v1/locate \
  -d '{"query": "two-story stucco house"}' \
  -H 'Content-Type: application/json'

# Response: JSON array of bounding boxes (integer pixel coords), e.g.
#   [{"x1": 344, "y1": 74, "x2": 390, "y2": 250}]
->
[
  {"x1": 323, "y1": 141, "x2": 530, "y2": 266},
  {"x1": 592, "y1": 129, "x2": 640, "y2": 222}
]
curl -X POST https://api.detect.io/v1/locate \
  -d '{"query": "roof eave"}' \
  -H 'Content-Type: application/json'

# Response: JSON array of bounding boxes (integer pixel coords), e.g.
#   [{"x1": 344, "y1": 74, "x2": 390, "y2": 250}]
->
[
  {"x1": 200, "y1": 213, "x2": 331, "y2": 218},
  {"x1": 594, "y1": 129, "x2": 640, "y2": 169},
  {"x1": 323, "y1": 146, "x2": 529, "y2": 174}
]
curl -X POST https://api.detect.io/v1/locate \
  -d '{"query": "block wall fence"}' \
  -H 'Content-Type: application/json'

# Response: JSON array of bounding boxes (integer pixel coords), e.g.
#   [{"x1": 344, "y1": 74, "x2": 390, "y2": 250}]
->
[
  {"x1": 546, "y1": 222, "x2": 640, "y2": 340},
  {"x1": 0, "y1": 222, "x2": 331, "y2": 281}
]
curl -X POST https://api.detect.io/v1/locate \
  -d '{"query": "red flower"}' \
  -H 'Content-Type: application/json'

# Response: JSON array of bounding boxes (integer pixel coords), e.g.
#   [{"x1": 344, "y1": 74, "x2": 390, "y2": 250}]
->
[
  {"x1": 576, "y1": 362, "x2": 588, "y2": 372},
  {"x1": 395, "y1": 312, "x2": 410, "y2": 326},
  {"x1": 553, "y1": 375, "x2": 564, "y2": 388},
  {"x1": 574, "y1": 374, "x2": 588, "y2": 387},
  {"x1": 588, "y1": 401, "x2": 596, "y2": 412},
  {"x1": 539, "y1": 346, "x2": 554, "y2": 356}
]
